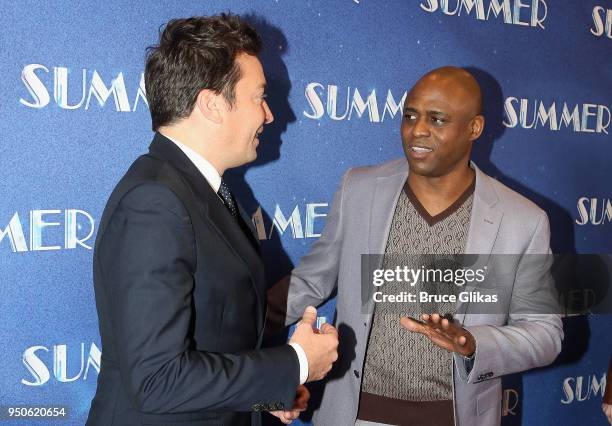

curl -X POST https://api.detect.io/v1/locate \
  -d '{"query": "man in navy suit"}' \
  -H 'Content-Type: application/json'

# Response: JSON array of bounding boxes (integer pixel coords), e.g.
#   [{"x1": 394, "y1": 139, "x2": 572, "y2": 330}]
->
[{"x1": 87, "y1": 14, "x2": 338, "y2": 426}]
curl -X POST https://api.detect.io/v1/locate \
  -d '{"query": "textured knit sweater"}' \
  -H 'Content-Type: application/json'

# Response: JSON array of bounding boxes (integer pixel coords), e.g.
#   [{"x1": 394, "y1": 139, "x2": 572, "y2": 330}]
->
[{"x1": 361, "y1": 181, "x2": 474, "y2": 402}]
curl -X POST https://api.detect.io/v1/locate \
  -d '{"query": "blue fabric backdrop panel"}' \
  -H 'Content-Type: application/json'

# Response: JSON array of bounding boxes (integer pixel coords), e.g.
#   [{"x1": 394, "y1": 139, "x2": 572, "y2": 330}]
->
[{"x1": 0, "y1": 1, "x2": 610, "y2": 425}]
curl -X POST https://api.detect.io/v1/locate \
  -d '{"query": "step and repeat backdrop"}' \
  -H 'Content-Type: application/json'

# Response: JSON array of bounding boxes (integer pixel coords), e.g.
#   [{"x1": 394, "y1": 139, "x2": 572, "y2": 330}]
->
[{"x1": 1, "y1": 1, "x2": 610, "y2": 425}]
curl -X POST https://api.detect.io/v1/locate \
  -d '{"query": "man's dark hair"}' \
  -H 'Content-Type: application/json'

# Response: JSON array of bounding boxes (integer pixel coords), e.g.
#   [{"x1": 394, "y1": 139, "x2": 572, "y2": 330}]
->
[{"x1": 145, "y1": 14, "x2": 261, "y2": 130}]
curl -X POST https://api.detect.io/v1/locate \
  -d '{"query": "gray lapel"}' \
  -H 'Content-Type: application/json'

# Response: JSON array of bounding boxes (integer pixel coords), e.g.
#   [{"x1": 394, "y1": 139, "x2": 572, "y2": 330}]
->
[
  {"x1": 464, "y1": 164, "x2": 503, "y2": 256},
  {"x1": 456, "y1": 163, "x2": 504, "y2": 323},
  {"x1": 363, "y1": 164, "x2": 407, "y2": 318},
  {"x1": 368, "y1": 169, "x2": 408, "y2": 256}
]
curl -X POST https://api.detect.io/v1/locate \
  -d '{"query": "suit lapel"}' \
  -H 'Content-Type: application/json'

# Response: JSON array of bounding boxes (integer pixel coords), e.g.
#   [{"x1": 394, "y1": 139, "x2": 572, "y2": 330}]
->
[
  {"x1": 148, "y1": 134, "x2": 266, "y2": 331},
  {"x1": 464, "y1": 164, "x2": 503, "y2": 256},
  {"x1": 368, "y1": 167, "x2": 408, "y2": 256},
  {"x1": 364, "y1": 164, "x2": 408, "y2": 316},
  {"x1": 236, "y1": 200, "x2": 261, "y2": 254},
  {"x1": 456, "y1": 163, "x2": 503, "y2": 323}
]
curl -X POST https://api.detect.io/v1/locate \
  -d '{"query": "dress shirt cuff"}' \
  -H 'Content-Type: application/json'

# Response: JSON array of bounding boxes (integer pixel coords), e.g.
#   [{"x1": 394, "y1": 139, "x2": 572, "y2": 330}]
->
[
  {"x1": 288, "y1": 342, "x2": 309, "y2": 384},
  {"x1": 462, "y1": 352, "x2": 475, "y2": 375}
]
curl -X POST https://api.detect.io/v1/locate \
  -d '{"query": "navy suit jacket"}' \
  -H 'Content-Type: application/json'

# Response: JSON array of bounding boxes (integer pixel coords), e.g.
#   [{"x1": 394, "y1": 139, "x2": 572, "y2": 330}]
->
[{"x1": 87, "y1": 133, "x2": 300, "y2": 426}]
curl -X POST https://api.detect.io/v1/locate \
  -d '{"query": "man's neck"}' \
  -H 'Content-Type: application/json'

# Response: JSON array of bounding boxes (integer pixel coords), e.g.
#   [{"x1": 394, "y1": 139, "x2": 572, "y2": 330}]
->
[
  {"x1": 407, "y1": 165, "x2": 475, "y2": 217},
  {"x1": 158, "y1": 125, "x2": 226, "y2": 175}
]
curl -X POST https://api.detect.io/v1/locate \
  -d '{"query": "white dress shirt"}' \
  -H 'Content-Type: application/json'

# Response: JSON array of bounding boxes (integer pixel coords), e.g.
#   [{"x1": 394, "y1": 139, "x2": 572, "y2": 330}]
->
[
  {"x1": 164, "y1": 133, "x2": 309, "y2": 385},
  {"x1": 166, "y1": 135, "x2": 222, "y2": 193}
]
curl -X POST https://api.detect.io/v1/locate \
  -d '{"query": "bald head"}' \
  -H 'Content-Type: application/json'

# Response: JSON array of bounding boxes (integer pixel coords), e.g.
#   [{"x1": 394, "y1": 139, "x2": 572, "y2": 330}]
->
[
  {"x1": 401, "y1": 66, "x2": 485, "y2": 180},
  {"x1": 412, "y1": 66, "x2": 482, "y2": 116}
]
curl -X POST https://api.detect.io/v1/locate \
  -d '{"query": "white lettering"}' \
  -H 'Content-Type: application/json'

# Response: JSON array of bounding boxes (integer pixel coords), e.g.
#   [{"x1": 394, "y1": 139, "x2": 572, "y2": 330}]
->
[
  {"x1": 270, "y1": 205, "x2": 304, "y2": 239},
  {"x1": 85, "y1": 71, "x2": 131, "y2": 111},
  {"x1": 382, "y1": 90, "x2": 408, "y2": 121},
  {"x1": 591, "y1": 6, "x2": 612, "y2": 38},
  {"x1": 304, "y1": 82, "x2": 325, "y2": 119},
  {"x1": 54, "y1": 67, "x2": 86, "y2": 109},
  {"x1": 20, "y1": 64, "x2": 50, "y2": 108},
  {"x1": 30, "y1": 210, "x2": 62, "y2": 251},
  {"x1": 459, "y1": 0, "x2": 486, "y2": 20},
  {"x1": 0, "y1": 213, "x2": 28, "y2": 252},
  {"x1": 420, "y1": 0, "x2": 546, "y2": 27},
  {"x1": 54, "y1": 345, "x2": 84, "y2": 383},
  {"x1": 348, "y1": 88, "x2": 380, "y2": 122},
  {"x1": 305, "y1": 203, "x2": 327, "y2": 238},
  {"x1": 561, "y1": 377, "x2": 574, "y2": 404},
  {"x1": 504, "y1": 98, "x2": 609, "y2": 133},
  {"x1": 328, "y1": 85, "x2": 350, "y2": 120},
  {"x1": 64, "y1": 209, "x2": 95, "y2": 249},
  {"x1": 22, "y1": 346, "x2": 50, "y2": 386},
  {"x1": 133, "y1": 73, "x2": 148, "y2": 111}
]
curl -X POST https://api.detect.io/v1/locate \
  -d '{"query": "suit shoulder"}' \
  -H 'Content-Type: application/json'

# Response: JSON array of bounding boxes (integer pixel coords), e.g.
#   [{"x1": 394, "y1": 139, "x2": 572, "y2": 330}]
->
[
  {"x1": 110, "y1": 154, "x2": 189, "y2": 201},
  {"x1": 120, "y1": 154, "x2": 183, "y2": 187},
  {"x1": 100, "y1": 156, "x2": 191, "y2": 228},
  {"x1": 485, "y1": 174, "x2": 547, "y2": 223},
  {"x1": 118, "y1": 182, "x2": 187, "y2": 214},
  {"x1": 344, "y1": 158, "x2": 407, "y2": 186}
]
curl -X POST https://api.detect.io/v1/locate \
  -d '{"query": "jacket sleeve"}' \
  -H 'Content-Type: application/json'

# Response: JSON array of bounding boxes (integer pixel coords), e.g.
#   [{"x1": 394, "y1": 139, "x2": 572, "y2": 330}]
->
[
  {"x1": 96, "y1": 183, "x2": 300, "y2": 414},
  {"x1": 284, "y1": 170, "x2": 352, "y2": 325},
  {"x1": 455, "y1": 211, "x2": 564, "y2": 383}
]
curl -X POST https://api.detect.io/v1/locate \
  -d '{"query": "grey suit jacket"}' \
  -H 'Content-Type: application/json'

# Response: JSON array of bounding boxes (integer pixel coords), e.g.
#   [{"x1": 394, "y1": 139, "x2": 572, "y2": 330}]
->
[{"x1": 285, "y1": 158, "x2": 563, "y2": 426}]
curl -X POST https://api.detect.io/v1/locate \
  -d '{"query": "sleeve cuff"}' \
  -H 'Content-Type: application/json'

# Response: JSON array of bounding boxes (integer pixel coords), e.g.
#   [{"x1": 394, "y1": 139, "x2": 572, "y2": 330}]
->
[
  {"x1": 288, "y1": 342, "x2": 309, "y2": 384},
  {"x1": 463, "y1": 352, "x2": 475, "y2": 375}
]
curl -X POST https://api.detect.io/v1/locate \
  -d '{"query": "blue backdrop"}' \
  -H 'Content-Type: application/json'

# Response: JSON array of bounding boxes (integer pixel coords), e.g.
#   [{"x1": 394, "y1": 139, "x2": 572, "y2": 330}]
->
[{"x1": 1, "y1": 1, "x2": 610, "y2": 425}]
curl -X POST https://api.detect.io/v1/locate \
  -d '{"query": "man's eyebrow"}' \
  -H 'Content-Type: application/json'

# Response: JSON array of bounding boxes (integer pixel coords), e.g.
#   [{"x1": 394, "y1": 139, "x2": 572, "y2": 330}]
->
[{"x1": 403, "y1": 107, "x2": 449, "y2": 117}]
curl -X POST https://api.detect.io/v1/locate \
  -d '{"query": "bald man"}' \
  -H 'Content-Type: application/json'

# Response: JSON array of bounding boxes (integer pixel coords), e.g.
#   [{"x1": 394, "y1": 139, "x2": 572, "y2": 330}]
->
[{"x1": 274, "y1": 67, "x2": 562, "y2": 425}]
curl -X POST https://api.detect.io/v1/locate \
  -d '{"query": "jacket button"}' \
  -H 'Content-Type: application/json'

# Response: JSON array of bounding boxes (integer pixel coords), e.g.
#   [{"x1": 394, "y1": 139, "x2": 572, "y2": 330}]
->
[{"x1": 354, "y1": 370, "x2": 360, "y2": 378}]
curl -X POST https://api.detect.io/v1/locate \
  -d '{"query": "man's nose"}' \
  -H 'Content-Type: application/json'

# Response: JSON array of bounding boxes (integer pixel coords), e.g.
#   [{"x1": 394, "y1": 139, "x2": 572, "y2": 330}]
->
[
  {"x1": 412, "y1": 117, "x2": 430, "y2": 138},
  {"x1": 263, "y1": 100, "x2": 274, "y2": 124}
]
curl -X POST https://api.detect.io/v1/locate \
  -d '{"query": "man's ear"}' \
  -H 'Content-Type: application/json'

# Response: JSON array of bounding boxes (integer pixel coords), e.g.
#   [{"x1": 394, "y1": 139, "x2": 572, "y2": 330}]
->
[
  {"x1": 195, "y1": 89, "x2": 223, "y2": 124},
  {"x1": 469, "y1": 115, "x2": 485, "y2": 141}
]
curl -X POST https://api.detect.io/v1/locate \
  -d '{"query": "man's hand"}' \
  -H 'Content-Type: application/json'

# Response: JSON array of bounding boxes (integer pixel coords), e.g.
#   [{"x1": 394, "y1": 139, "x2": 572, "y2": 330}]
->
[
  {"x1": 270, "y1": 385, "x2": 310, "y2": 424},
  {"x1": 400, "y1": 313, "x2": 475, "y2": 357},
  {"x1": 289, "y1": 306, "x2": 339, "y2": 382}
]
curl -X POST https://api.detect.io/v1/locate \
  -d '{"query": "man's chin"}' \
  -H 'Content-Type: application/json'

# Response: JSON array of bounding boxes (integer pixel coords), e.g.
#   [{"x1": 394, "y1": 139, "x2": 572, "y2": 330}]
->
[
  {"x1": 230, "y1": 153, "x2": 258, "y2": 169},
  {"x1": 407, "y1": 157, "x2": 433, "y2": 175},
  {"x1": 246, "y1": 151, "x2": 258, "y2": 164}
]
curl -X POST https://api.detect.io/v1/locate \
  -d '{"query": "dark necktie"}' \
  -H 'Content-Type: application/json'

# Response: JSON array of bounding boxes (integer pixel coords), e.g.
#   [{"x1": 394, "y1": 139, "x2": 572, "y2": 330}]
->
[{"x1": 217, "y1": 179, "x2": 238, "y2": 218}]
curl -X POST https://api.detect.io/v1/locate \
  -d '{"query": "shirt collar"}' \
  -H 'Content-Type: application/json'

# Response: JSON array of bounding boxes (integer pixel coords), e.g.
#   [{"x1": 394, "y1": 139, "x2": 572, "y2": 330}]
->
[{"x1": 162, "y1": 134, "x2": 222, "y2": 193}]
